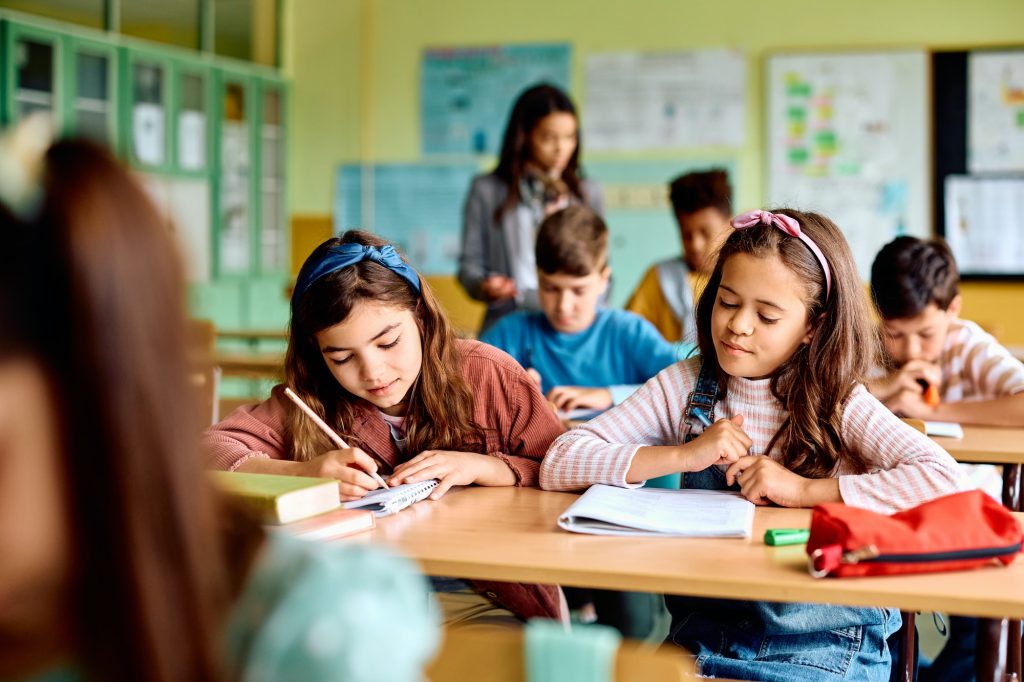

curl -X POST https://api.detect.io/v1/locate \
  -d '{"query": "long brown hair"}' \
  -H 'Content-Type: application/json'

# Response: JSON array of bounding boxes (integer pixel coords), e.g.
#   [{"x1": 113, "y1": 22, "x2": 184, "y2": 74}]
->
[
  {"x1": 285, "y1": 231, "x2": 486, "y2": 463},
  {"x1": 0, "y1": 140, "x2": 250, "y2": 681},
  {"x1": 493, "y1": 83, "x2": 585, "y2": 221},
  {"x1": 694, "y1": 208, "x2": 880, "y2": 477}
]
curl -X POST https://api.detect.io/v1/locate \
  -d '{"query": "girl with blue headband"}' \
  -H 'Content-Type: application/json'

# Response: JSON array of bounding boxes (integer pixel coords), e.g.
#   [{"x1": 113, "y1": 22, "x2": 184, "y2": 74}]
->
[{"x1": 206, "y1": 230, "x2": 567, "y2": 625}]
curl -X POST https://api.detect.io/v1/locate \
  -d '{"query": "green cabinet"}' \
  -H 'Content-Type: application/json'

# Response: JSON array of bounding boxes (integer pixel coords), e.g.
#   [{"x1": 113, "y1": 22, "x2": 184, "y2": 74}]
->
[{"x1": 0, "y1": 13, "x2": 290, "y2": 334}]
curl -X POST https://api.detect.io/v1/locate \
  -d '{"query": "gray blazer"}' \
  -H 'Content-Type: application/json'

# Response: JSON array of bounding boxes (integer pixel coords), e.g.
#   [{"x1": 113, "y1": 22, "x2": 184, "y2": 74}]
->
[{"x1": 457, "y1": 173, "x2": 604, "y2": 333}]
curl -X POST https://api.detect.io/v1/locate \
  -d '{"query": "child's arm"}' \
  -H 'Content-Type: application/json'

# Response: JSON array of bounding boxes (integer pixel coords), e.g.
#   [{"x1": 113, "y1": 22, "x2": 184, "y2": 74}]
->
[
  {"x1": 893, "y1": 390, "x2": 1024, "y2": 427},
  {"x1": 393, "y1": 361, "x2": 565, "y2": 493},
  {"x1": 541, "y1": 362, "x2": 701, "y2": 491},
  {"x1": 836, "y1": 386, "x2": 970, "y2": 513},
  {"x1": 866, "y1": 360, "x2": 942, "y2": 404},
  {"x1": 204, "y1": 387, "x2": 290, "y2": 471}
]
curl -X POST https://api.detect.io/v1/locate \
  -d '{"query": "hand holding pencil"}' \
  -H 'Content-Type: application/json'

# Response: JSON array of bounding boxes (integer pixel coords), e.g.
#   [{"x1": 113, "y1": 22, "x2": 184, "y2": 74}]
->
[{"x1": 284, "y1": 387, "x2": 390, "y2": 499}]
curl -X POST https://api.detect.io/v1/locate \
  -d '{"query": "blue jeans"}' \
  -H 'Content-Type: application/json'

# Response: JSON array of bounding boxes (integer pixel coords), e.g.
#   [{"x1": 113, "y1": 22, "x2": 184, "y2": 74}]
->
[{"x1": 665, "y1": 466, "x2": 902, "y2": 680}]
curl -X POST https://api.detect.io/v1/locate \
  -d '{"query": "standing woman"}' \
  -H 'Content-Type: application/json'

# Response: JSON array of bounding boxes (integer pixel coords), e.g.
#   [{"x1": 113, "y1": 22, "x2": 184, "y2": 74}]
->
[{"x1": 458, "y1": 83, "x2": 603, "y2": 333}]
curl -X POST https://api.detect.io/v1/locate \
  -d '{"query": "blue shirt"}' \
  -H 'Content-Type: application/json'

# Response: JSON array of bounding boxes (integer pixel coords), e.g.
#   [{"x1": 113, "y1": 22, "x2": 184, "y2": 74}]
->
[{"x1": 481, "y1": 308, "x2": 682, "y2": 404}]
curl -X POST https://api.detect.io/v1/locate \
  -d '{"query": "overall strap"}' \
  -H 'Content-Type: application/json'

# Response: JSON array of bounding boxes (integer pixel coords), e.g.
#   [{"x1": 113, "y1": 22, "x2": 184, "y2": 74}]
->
[{"x1": 682, "y1": 359, "x2": 721, "y2": 443}]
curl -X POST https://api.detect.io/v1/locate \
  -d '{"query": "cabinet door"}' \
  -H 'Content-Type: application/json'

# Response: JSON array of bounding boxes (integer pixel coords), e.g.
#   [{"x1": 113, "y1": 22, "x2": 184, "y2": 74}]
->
[
  {"x1": 175, "y1": 68, "x2": 209, "y2": 172},
  {"x1": 257, "y1": 82, "x2": 287, "y2": 273},
  {"x1": 216, "y1": 76, "x2": 254, "y2": 276},
  {"x1": 67, "y1": 38, "x2": 116, "y2": 145},
  {"x1": 128, "y1": 56, "x2": 170, "y2": 168},
  {"x1": 6, "y1": 24, "x2": 61, "y2": 126}
]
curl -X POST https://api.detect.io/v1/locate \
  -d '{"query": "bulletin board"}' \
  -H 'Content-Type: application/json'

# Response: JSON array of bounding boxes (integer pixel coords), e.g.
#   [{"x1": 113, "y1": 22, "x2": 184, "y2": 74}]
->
[
  {"x1": 935, "y1": 48, "x2": 1024, "y2": 278},
  {"x1": 765, "y1": 51, "x2": 930, "y2": 280}
]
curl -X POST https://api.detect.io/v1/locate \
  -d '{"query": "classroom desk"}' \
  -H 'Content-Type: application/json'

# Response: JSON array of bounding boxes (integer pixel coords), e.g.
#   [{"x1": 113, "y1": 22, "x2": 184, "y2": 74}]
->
[
  {"x1": 217, "y1": 328, "x2": 288, "y2": 343},
  {"x1": 932, "y1": 425, "x2": 1024, "y2": 511},
  {"x1": 368, "y1": 486, "x2": 1024, "y2": 620},
  {"x1": 212, "y1": 350, "x2": 285, "y2": 380}
]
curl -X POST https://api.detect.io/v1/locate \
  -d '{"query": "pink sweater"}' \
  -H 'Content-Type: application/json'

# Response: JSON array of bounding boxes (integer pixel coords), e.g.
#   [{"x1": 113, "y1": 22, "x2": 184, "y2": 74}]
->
[{"x1": 541, "y1": 357, "x2": 970, "y2": 513}]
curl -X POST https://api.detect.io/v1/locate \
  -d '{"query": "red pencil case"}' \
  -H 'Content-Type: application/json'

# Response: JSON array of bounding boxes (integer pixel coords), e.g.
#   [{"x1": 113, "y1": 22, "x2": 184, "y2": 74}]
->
[{"x1": 807, "y1": 490, "x2": 1022, "y2": 578}]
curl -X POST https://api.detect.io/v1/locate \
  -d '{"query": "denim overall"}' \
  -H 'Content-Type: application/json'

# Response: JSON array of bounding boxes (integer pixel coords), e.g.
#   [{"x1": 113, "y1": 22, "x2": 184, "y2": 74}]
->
[{"x1": 666, "y1": 361, "x2": 901, "y2": 681}]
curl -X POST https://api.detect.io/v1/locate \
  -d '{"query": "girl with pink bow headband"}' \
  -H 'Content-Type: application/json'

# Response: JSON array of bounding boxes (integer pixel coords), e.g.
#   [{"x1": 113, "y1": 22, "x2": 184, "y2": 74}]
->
[{"x1": 541, "y1": 206, "x2": 967, "y2": 680}]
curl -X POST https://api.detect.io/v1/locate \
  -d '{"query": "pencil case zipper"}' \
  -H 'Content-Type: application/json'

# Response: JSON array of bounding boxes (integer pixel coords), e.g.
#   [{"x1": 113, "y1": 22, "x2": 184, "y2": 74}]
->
[{"x1": 810, "y1": 540, "x2": 1022, "y2": 577}]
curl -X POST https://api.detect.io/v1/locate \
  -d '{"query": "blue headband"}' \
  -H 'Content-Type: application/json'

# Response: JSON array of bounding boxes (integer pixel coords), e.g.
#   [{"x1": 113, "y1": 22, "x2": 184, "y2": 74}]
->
[{"x1": 294, "y1": 243, "x2": 421, "y2": 302}]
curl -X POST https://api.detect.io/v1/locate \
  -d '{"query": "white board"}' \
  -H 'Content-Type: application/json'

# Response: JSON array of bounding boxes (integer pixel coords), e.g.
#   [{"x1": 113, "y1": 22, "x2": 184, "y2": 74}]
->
[
  {"x1": 968, "y1": 51, "x2": 1024, "y2": 174},
  {"x1": 585, "y1": 49, "x2": 746, "y2": 150},
  {"x1": 765, "y1": 51, "x2": 929, "y2": 279}
]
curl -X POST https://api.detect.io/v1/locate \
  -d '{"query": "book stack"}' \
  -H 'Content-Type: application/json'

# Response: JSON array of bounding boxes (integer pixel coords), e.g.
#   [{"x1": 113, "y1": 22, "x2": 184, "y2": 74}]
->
[{"x1": 211, "y1": 471, "x2": 374, "y2": 539}]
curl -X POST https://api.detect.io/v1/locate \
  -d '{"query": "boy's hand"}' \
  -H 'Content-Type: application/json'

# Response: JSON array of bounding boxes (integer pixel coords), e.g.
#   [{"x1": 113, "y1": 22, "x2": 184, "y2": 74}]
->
[
  {"x1": 680, "y1": 415, "x2": 751, "y2": 472},
  {"x1": 869, "y1": 360, "x2": 941, "y2": 402},
  {"x1": 301, "y1": 447, "x2": 382, "y2": 501},
  {"x1": 885, "y1": 387, "x2": 935, "y2": 419},
  {"x1": 546, "y1": 386, "x2": 613, "y2": 411},
  {"x1": 725, "y1": 456, "x2": 822, "y2": 507},
  {"x1": 390, "y1": 450, "x2": 515, "y2": 500},
  {"x1": 481, "y1": 275, "x2": 517, "y2": 301}
]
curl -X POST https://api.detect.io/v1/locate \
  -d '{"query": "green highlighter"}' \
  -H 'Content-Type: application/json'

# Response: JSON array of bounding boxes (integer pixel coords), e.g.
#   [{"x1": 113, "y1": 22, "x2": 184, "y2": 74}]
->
[{"x1": 764, "y1": 528, "x2": 811, "y2": 546}]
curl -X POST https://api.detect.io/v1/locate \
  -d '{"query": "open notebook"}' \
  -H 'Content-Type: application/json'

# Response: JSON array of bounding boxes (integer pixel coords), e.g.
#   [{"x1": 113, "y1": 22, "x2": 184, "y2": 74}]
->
[
  {"x1": 558, "y1": 484, "x2": 755, "y2": 537},
  {"x1": 342, "y1": 480, "x2": 438, "y2": 517}
]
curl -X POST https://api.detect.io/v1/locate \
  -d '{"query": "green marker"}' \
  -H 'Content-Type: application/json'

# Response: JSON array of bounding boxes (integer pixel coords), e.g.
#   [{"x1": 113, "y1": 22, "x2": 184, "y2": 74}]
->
[{"x1": 764, "y1": 528, "x2": 810, "y2": 546}]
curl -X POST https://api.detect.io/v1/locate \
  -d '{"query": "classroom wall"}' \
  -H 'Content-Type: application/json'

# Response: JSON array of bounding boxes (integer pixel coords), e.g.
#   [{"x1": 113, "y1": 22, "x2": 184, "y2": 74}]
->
[{"x1": 284, "y1": 0, "x2": 1024, "y2": 342}]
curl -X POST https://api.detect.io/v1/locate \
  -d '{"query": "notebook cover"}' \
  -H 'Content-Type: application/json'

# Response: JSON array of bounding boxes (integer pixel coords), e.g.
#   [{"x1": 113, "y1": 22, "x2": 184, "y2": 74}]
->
[{"x1": 210, "y1": 471, "x2": 340, "y2": 524}]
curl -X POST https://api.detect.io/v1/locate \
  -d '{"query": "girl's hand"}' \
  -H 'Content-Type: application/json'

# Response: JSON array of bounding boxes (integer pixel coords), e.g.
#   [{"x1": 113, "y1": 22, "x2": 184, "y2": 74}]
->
[
  {"x1": 680, "y1": 415, "x2": 751, "y2": 472},
  {"x1": 526, "y1": 368, "x2": 543, "y2": 390},
  {"x1": 300, "y1": 447, "x2": 382, "y2": 501},
  {"x1": 546, "y1": 386, "x2": 613, "y2": 412},
  {"x1": 390, "y1": 451, "x2": 515, "y2": 500},
  {"x1": 481, "y1": 276, "x2": 517, "y2": 301},
  {"x1": 725, "y1": 456, "x2": 822, "y2": 508}
]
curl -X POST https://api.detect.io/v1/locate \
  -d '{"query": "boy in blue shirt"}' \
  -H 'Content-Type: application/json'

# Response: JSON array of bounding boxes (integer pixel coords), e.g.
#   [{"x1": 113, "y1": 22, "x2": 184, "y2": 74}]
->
[
  {"x1": 481, "y1": 204, "x2": 681, "y2": 414},
  {"x1": 481, "y1": 204, "x2": 677, "y2": 641}
]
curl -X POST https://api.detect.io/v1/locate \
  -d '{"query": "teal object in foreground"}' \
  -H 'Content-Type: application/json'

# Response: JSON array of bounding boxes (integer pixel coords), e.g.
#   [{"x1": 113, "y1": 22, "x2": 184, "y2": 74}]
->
[
  {"x1": 226, "y1": 534, "x2": 439, "y2": 682},
  {"x1": 525, "y1": 620, "x2": 621, "y2": 682}
]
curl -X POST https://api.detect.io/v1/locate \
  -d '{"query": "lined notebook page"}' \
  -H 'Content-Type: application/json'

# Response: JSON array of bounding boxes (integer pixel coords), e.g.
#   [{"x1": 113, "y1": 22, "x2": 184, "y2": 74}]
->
[{"x1": 558, "y1": 484, "x2": 754, "y2": 537}]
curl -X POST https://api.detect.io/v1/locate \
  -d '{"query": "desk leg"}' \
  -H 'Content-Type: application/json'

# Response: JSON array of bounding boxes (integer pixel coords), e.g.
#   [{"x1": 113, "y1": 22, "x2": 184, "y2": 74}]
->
[
  {"x1": 899, "y1": 611, "x2": 915, "y2": 682},
  {"x1": 1002, "y1": 464, "x2": 1021, "y2": 511},
  {"x1": 1000, "y1": 465, "x2": 1023, "y2": 681},
  {"x1": 977, "y1": 618, "x2": 1003, "y2": 682},
  {"x1": 1009, "y1": 618, "x2": 1022, "y2": 680}
]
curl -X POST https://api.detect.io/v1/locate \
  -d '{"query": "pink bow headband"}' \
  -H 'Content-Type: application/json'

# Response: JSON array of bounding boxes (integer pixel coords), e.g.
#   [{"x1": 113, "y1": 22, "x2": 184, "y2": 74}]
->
[{"x1": 730, "y1": 210, "x2": 832, "y2": 300}]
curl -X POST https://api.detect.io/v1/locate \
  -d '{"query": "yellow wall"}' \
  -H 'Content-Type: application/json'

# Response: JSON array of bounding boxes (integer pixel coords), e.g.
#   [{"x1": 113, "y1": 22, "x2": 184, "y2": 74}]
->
[{"x1": 284, "y1": 0, "x2": 1024, "y2": 342}]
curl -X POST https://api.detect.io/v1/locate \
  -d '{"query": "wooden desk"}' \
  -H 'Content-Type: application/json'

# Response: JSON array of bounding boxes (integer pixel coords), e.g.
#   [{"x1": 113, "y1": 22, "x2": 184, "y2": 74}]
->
[
  {"x1": 213, "y1": 350, "x2": 285, "y2": 380},
  {"x1": 932, "y1": 425, "x2": 1024, "y2": 511},
  {"x1": 217, "y1": 328, "x2": 288, "y2": 343},
  {"x1": 368, "y1": 486, "x2": 1024, "y2": 620}
]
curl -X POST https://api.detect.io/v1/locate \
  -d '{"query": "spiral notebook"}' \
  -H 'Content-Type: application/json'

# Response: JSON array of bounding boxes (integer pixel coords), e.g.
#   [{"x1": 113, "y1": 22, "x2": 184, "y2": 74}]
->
[{"x1": 342, "y1": 480, "x2": 438, "y2": 517}]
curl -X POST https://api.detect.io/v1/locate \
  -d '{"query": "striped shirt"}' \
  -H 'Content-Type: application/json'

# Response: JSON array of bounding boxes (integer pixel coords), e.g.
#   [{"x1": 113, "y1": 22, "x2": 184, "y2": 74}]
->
[
  {"x1": 540, "y1": 357, "x2": 970, "y2": 514},
  {"x1": 940, "y1": 318, "x2": 1024, "y2": 401}
]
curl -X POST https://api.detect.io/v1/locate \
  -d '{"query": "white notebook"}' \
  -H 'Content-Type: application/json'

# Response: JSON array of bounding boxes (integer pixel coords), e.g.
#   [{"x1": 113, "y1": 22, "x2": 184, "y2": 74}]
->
[
  {"x1": 924, "y1": 421, "x2": 964, "y2": 439},
  {"x1": 557, "y1": 484, "x2": 755, "y2": 538},
  {"x1": 342, "y1": 480, "x2": 438, "y2": 517}
]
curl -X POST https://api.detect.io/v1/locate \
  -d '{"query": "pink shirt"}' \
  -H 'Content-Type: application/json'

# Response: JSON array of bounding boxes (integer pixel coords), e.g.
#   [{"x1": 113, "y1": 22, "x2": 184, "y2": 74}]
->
[{"x1": 541, "y1": 357, "x2": 970, "y2": 514}]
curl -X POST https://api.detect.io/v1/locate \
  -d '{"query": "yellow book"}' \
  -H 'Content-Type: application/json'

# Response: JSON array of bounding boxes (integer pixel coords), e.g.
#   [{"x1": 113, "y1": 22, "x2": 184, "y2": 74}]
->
[{"x1": 211, "y1": 471, "x2": 340, "y2": 525}]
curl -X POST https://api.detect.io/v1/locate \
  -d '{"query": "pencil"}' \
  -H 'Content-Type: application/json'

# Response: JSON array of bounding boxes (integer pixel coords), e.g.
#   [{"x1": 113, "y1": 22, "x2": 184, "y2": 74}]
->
[{"x1": 283, "y1": 387, "x2": 389, "y2": 490}]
